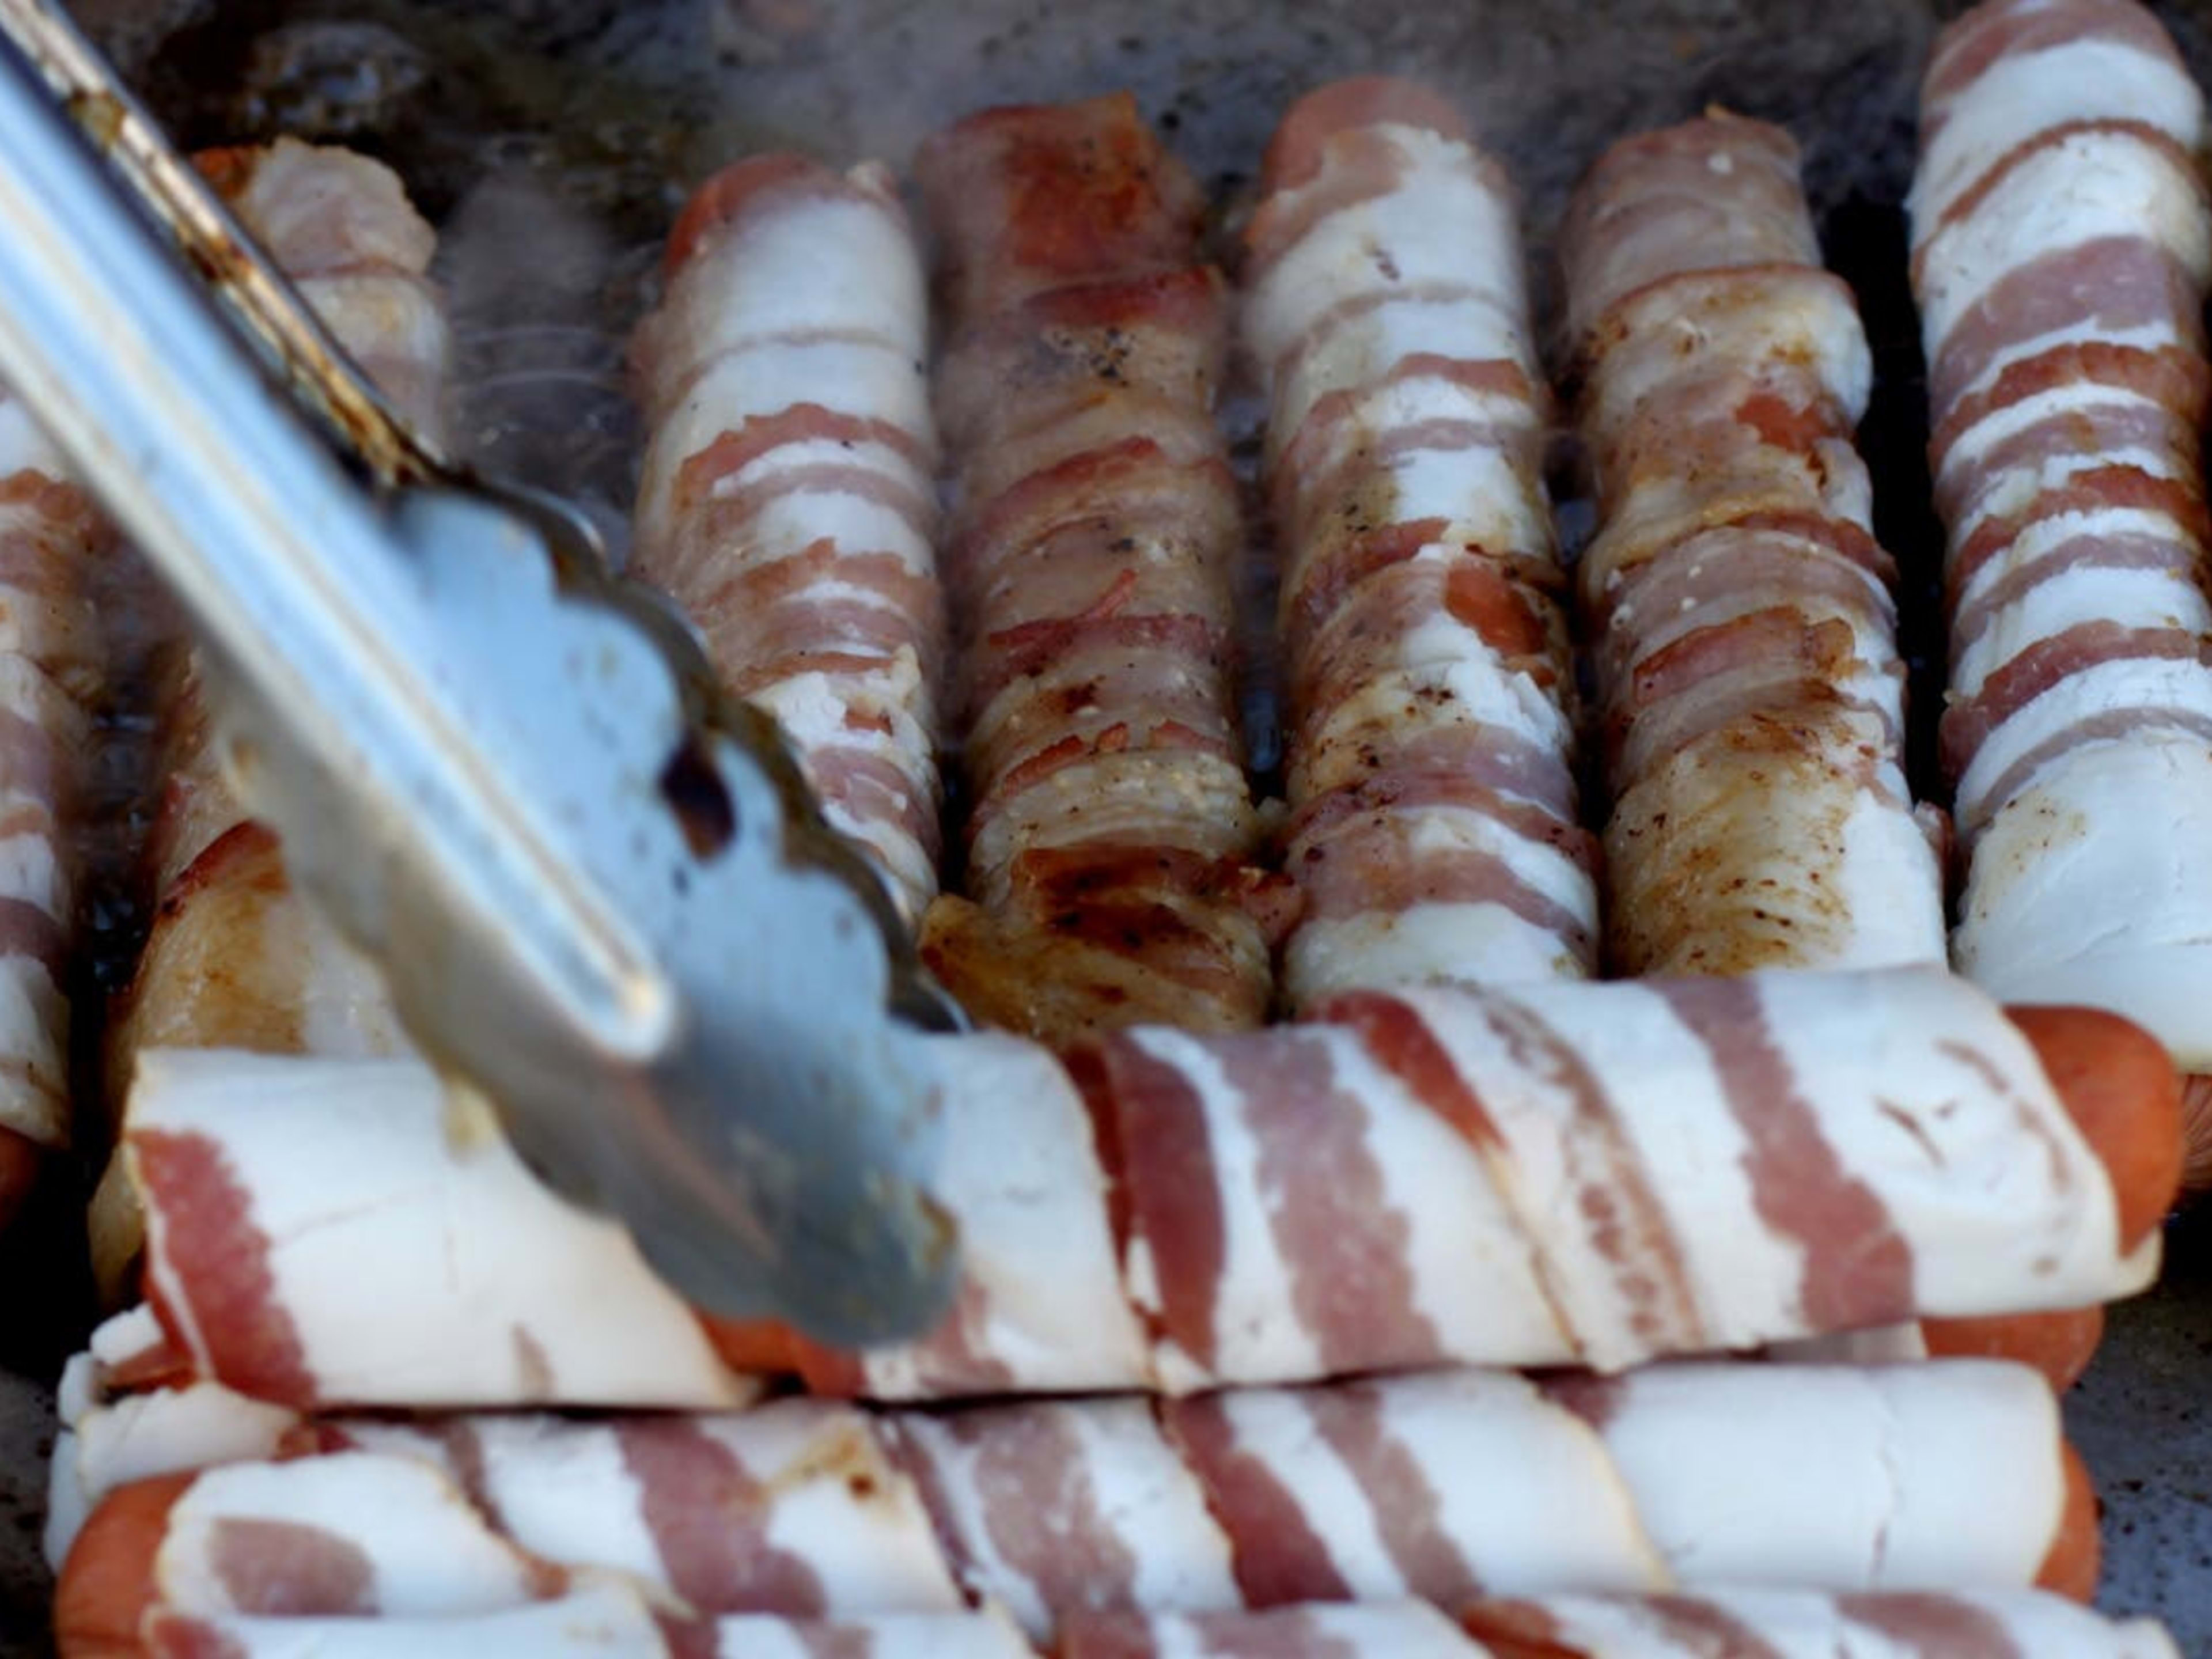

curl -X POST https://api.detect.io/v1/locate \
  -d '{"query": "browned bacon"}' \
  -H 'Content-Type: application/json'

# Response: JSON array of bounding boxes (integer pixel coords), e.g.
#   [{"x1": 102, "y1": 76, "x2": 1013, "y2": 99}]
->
[
  {"x1": 1562, "y1": 111, "x2": 1944, "y2": 980},
  {"x1": 1910, "y1": 0, "x2": 2212, "y2": 1110},
  {"x1": 630, "y1": 154, "x2": 945, "y2": 922},
  {"x1": 914, "y1": 94, "x2": 1273, "y2": 1041},
  {"x1": 52, "y1": 1358, "x2": 2098, "y2": 1649},
  {"x1": 1244, "y1": 79, "x2": 1592, "y2": 1007}
]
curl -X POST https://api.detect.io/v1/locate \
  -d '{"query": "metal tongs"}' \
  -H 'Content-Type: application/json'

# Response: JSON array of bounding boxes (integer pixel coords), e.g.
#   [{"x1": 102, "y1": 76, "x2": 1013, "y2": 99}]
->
[{"x1": 0, "y1": 0, "x2": 962, "y2": 1344}]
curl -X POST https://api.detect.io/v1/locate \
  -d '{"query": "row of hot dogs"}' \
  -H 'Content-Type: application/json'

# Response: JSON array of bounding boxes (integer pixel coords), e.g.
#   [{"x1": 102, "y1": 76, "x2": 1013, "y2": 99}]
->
[{"x1": 26, "y1": 0, "x2": 2212, "y2": 1652}]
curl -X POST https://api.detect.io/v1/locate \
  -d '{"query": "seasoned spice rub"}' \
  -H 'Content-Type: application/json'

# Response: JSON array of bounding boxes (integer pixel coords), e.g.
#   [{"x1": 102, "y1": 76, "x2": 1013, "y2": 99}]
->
[
  {"x1": 1245, "y1": 79, "x2": 1592, "y2": 1006},
  {"x1": 1563, "y1": 111, "x2": 1945, "y2": 979},
  {"x1": 84, "y1": 967, "x2": 2173, "y2": 1406},
  {"x1": 915, "y1": 94, "x2": 1276, "y2": 1040},
  {"x1": 630, "y1": 154, "x2": 945, "y2": 923},
  {"x1": 52, "y1": 1359, "x2": 2097, "y2": 1650},
  {"x1": 1910, "y1": 0, "x2": 2212, "y2": 1176}
]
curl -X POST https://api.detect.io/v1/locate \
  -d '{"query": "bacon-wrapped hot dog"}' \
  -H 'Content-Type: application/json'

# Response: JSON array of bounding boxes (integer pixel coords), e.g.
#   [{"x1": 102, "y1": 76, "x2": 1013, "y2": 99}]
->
[
  {"x1": 91, "y1": 967, "x2": 2174, "y2": 1406},
  {"x1": 630, "y1": 154, "x2": 945, "y2": 923},
  {"x1": 0, "y1": 382, "x2": 116, "y2": 1215},
  {"x1": 1245, "y1": 79, "x2": 1592, "y2": 1006},
  {"x1": 914, "y1": 94, "x2": 1276, "y2": 1040},
  {"x1": 89, "y1": 139, "x2": 452, "y2": 1298},
  {"x1": 1562, "y1": 111, "x2": 1944, "y2": 979},
  {"x1": 1910, "y1": 0, "x2": 2212, "y2": 1178},
  {"x1": 52, "y1": 1358, "x2": 2097, "y2": 1651},
  {"x1": 62, "y1": 1588, "x2": 2184, "y2": 1659}
]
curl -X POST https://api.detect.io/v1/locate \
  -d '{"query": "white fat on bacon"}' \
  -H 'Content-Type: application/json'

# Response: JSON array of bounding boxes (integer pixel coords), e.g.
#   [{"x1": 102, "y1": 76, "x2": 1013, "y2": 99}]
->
[
  {"x1": 1957, "y1": 734, "x2": 2212, "y2": 1047},
  {"x1": 1915, "y1": 130, "x2": 2212, "y2": 355},
  {"x1": 1247, "y1": 81, "x2": 1590, "y2": 1006},
  {"x1": 1590, "y1": 1361, "x2": 2063, "y2": 1587},
  {"x1": 1911, "y1": 0, "x2": 2212, "y2": 1068},
  {"x1": 147, "y1": 1453, "x2": 554, "y2": 1617},
  {"x1": 112, "y1": 965, "x2": 2149, "y2": 1402},
  {"x1": 1564, "y1": 113, "x2": 1944, "y2": 979},
  {"x1": 897, "y1": 1397, "x2": 1240, "y2": 1635},
  {"x1": 126, "y1": 1050, "x2": 749, "y2": 1411},
  {"x1": 1913, "y1": 32, "x2": 2202, "y2": 225},
  {"x1": 630, "y1": 157, "x2": 943, "y2": 921},
  {"x1": 56, "y1": 1359, "x2": 2081, "y2": 1638},
  {"x1": 850, "y1": 1030, "x2": 1146, "y2": 1397},
  {"x1": 46, "y1": 1356, "x2": 296, "y2": 1568},
  {"x1": 345, "y1": 1406, "x2": 967, "y2": 1618}
]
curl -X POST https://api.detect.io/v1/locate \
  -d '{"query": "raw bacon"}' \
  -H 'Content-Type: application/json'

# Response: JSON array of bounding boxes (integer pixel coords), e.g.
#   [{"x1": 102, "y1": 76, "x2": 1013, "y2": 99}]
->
[
  {"x1": 1562, "y1": 111, "x2": 1944, "y2": 979},
  {"x1": 1910, "y1": 0, "x2": 2212, "y2": 1149},
  {"x1": 53, "y1": 1359, "x2": 2096, "y2": 1647},
  {"x1": 914, "y1": 94, "x2": 1275, "y2": 1039},
  {"x1": 91, "y1": 139, "x2": 452, "y2": 1296},
  {"x1": 1245, "y1": 78, "x2": 1593, "y2": 1006},
  {"x1": 95, "y1": 967, "x2": 2173, "y2": 1404},
  {"x1": 60, "y1": 1586, "x2": 2186, "y2": 1658},
  {"x1": 630, "y1": 154, "x2": 945, "y2": 923}
]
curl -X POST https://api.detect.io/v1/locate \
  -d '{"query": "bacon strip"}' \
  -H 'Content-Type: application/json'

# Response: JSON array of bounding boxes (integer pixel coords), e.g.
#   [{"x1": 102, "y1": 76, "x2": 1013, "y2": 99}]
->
[
  {"x1": 94, "y1": 139, "x2": 452, "y2": 1293},
  {"x1": 53, "y1": 1358, "x2": 2092, "y2": 1646},
  {"x1": 116, "y1": 1051, "x2": 752, "y2": 1412},
  {"x1": 60, "y1": 1585, "x2": 2186, "y2": 1659},
  {"x1": 1562, "y1": 111, "x2": 1944, "y2": 979},
  {"x1": 1910, "y1": 0, "x2": 2212, "y2": 1128},
  {"x1": 914, "y1": 94, "x2": 1274, "y2": 1040},
  {"x1": 630, "y1": 154, "x2": 946, "y2": 923},
  {"x1": 99, "y1": 967, "x2": 2166, "y2": 1403},
  {"x1": 1245, "y1": 79, "x2": 1593, "y2": 1007}
]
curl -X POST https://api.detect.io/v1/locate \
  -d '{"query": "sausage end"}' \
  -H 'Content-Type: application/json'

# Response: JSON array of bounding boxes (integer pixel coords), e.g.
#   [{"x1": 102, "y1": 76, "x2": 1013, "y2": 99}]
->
[{"x1": 2008, "y1": 1005, "x2": 2182, "y2": 1251}]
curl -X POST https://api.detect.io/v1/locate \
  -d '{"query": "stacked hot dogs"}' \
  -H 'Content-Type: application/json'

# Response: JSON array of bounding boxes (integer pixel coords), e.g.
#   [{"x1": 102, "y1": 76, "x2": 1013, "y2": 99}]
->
[{"x1": 42, "y1": 2, "x2": 2210, "y2": 1653}]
